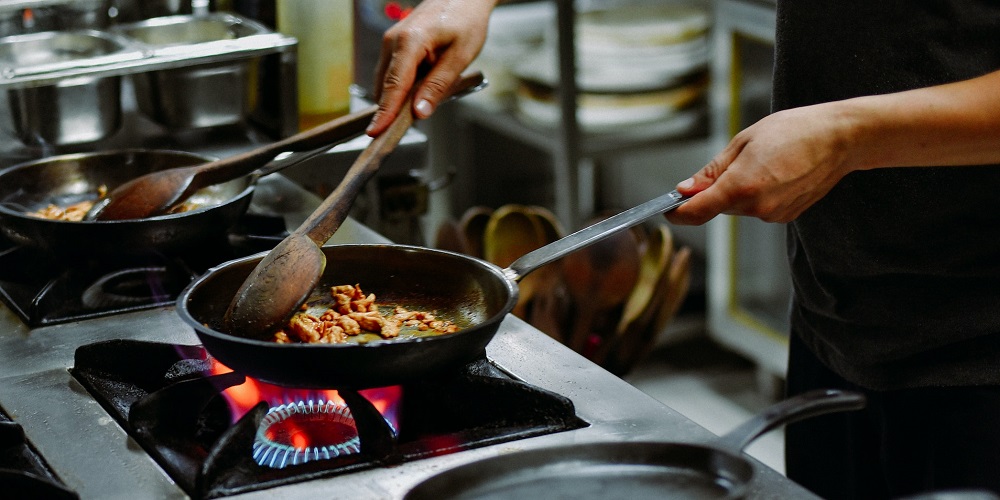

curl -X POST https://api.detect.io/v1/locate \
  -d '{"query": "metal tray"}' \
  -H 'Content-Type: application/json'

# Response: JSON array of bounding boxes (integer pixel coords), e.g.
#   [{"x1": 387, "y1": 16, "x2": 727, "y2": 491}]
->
[{"x1": 0, "y1": 12, "x2": 295, "y2": 90}]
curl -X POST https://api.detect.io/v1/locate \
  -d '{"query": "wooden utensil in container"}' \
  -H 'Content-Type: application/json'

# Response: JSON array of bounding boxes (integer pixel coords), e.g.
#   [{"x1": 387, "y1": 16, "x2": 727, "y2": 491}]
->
[{"x1": 562, "y1": 213, "x2": 642, "y2": 356}]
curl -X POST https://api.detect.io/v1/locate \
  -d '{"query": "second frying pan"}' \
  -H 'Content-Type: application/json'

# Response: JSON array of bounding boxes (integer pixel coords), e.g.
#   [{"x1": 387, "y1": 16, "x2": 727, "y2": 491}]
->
[
  {"x1": 403, "y1": 389, "x2": 866, "y2": 500},
  {"x1": 0, "y1": 149, "x2": 251, "y2": 257}
]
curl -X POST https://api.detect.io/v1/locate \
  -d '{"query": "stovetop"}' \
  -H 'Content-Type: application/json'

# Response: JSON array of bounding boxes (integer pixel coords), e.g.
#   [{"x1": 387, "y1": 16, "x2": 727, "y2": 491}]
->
[
  {"x1": 0, "y1": 301, "x2": 818, "y2": 499},
  {"x1": 0, "y1": 179, "x2": 817, "y2": 499},
  {"x1": 70, "y1": 338, "x2": 586, "y2": 499},
  {"x1": 0, "y1": 211, "x2": 289, "y2": 327}
]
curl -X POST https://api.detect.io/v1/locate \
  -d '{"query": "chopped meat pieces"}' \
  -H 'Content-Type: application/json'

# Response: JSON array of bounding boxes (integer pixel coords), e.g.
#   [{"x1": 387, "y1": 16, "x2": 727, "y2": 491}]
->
[
  {"x1": 29, "y1": 200, "x2": 96, "y2": 221},
  {"x1": 26, "y1": 184, "x2": 198, "y2": 221},
  {"x1": 273, "y1": 284, "x2": 458, "y2": 344}
]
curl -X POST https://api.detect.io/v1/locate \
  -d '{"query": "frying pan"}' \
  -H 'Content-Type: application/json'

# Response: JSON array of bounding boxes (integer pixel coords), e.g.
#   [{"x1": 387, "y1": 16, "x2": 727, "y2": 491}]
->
[
  {"x1": 0, "y1": 143, "x2": 351, "y2": 257},
  {"x1": 175, "y1": 190, "x2": 688, "y2": 389},
  {"x1": 0, "y1": 149, "x2": 250, "y2": 257},
  {"x1": 403, "y1": 389, "x2": 866, "y2": 500}
]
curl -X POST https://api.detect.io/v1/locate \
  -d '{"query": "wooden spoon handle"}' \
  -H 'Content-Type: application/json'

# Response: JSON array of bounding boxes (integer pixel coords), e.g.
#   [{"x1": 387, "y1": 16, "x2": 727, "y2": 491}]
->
[
  {"x1": 294, "y1": 71, "x2": 486, "y2": 245},
  {"x1": 298, "y1": 100, "x2": 415, "y2": 245},
  {"x1": 194, "y1": 71, "x2": 486, "y2": 187},
  {"x1": 195, "y1": 106, "x2": 377, "y2": 186}
]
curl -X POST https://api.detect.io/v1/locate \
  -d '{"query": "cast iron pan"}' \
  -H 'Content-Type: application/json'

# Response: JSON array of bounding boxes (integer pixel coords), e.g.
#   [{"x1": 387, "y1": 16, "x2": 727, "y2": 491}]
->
[
  {"x1": 0, "y1": 149, "x2": 252, "y2": 256},
  {"x1": 403, "y1": 389, "x2": 866, "y2": 500},
  {"x1": 176, "y1": 190, "x2": 689, "y2": 389}
]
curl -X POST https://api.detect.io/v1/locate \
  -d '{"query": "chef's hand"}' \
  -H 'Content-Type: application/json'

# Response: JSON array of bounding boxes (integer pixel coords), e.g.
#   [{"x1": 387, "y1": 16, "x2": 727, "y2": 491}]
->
[
  {"x1": 366, "y1": 0, "x2": 498, "y2": 137},
  {"x1": 665, "y1": 103, "x2": 856, "y2": 225},
  {"x1": 668, "y1": 68, "x2": 1000, "y2": 225}
]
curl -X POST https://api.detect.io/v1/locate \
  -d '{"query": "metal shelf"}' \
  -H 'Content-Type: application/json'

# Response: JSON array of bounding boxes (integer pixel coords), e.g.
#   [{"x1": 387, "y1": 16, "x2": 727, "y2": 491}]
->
[
  {"x1": 450, "y1": 0, "x2": 708, "y2": 229},
  {"x1": 456, "y1": 98, "x2": 708, "y2": 158}
]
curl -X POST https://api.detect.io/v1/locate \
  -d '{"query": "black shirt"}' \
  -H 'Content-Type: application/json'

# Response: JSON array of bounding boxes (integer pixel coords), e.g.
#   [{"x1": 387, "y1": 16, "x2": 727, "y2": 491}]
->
[{"x1": 774, "y1": 1, "x2": 1000, "y2": 389}]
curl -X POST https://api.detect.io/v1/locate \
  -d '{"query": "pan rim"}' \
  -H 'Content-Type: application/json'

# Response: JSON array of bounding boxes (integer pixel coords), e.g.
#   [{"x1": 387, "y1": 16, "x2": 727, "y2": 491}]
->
[
  {"x1": 0, "y1": 148, "x2": 253, "y2": 224},
  {"x1": 176, "y1": 243, "x2": 521, "y2": 350}
]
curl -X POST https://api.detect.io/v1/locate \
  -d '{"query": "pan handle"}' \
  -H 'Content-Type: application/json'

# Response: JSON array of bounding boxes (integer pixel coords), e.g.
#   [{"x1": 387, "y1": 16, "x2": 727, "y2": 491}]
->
[
  {"x1": 503, "y1": 190, "x2": 687, "y2": 282},
  {"x1": 715, "y1": 389, "x2": 866, "y2": 454}
]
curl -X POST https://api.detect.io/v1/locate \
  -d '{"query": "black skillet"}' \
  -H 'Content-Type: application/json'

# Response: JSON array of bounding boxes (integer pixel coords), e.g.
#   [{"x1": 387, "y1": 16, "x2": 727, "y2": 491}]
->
[
  {"x1": 0, "y1": 104, "x2": 376, "y2": 257},
  {"x1": 0, "y1": 149, "x2": 248, "y2": 257},
  {"x1": 175, "y1": 190, "x2": 688, "y2": 389},
  {"x1": 403, "y1": 389, "x2": 866, "y2": 500},
  {"x1": 0, "y1": 142, "x2": 353, "y2": 257}
]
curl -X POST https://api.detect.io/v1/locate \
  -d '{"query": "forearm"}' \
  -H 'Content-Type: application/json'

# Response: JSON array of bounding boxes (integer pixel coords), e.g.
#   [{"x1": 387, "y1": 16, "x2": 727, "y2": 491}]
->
[{"x1": 835, "y1": 69, "x2": 1000, "y2": 171}]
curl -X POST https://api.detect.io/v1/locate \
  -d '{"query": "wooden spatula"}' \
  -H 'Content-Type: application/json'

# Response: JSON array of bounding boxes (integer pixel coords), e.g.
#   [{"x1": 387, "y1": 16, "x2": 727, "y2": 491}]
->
[{"x1": 223, "y1": 72, "x2": 487, "y2": 339}]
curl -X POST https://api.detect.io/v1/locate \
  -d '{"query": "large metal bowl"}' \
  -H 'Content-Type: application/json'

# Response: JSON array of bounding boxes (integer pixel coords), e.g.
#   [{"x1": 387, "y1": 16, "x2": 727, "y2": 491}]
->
[
  {"x1": 115, "y1": 13, "x2": 266, "y2": 130},
  {"x1": 0, "y1": 30, "x2": 127, "y2": 146}
]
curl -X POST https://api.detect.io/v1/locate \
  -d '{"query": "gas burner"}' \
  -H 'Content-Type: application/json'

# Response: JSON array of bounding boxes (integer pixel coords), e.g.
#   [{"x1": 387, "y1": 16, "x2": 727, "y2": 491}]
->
[
  {"x1": 70, "y1": 339, "x2": 587, "y2": 498},
  {"x1": 253, "y1": 400, "x2": 369, "y2": 468}
]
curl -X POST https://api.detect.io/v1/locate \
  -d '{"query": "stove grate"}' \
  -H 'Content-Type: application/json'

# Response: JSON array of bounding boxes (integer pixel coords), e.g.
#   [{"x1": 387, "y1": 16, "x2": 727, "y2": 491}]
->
[
  {"x1": 0, "y1": 408, "x2": 80, "y2": 499},
  {"x1": 70, "y1": 338, "x2": 588, "y2": 499}
]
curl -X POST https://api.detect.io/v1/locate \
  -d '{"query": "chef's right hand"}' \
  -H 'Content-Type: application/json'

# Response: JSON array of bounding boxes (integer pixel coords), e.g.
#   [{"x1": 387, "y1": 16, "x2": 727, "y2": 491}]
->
[{"x1": 366, "y1": 0, "x2": 498, "y2": 137}]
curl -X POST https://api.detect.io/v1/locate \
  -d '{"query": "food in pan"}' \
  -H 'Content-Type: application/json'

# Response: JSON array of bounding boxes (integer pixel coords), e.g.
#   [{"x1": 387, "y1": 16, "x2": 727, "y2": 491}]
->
[
  {"x1": 29, "y1": 199, "x2": 98, "y2": 221},
  {"x1": 26, "y1": 184, "x2": 197, "y2": 221},
  {"x1": 273, "y1": 284, "x2": 459, "y2": 344},
  {"x1": 26, "y1": 185, "x2": 107, "y2": 221}
]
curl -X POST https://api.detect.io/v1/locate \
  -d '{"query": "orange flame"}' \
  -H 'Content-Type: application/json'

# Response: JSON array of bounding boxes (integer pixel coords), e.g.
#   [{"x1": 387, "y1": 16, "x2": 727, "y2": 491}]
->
[{"x1": 209, "y1": 359, "x2": 401, "y2": 432}]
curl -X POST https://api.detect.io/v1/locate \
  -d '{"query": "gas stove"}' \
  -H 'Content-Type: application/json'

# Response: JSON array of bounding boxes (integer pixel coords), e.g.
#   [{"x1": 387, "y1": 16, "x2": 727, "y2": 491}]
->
[{"x1": 0, "y1": 180, "x2": 817, "y2": 500}]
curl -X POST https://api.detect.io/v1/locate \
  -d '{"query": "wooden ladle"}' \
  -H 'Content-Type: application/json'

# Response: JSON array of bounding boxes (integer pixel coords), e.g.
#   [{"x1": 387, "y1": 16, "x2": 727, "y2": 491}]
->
[
  {"x1": 223, "y1": 73, "x2": 487, "y2": 339},
  {"x1": 88, "y1": 72, "x2": 486, "y2": 221}
]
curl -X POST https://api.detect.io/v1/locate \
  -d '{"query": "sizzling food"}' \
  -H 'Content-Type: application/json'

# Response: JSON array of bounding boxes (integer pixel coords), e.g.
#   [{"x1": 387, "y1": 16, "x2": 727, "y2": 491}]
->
[
  {"x1": 273, "y1": 284, "x2": 459, "y2": 344},
  {"x1": 27, "y1": 184, "x2": 198, "y2": 221}
]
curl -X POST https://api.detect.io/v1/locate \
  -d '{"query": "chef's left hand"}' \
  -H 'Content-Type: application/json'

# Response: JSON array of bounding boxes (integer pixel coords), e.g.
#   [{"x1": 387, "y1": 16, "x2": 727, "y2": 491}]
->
[{"x1": 665, "y1": 103, "x2": 856, "y2": 225}]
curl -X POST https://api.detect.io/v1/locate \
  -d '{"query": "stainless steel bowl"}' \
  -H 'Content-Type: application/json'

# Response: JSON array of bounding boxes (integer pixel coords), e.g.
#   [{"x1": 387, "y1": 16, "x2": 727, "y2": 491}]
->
[
  {"x1": 0, "y1": 30, "x2": 127, "y2": 147},
  {"x1": 117, "y1": 14, "x2": 265, "y2": 130}
]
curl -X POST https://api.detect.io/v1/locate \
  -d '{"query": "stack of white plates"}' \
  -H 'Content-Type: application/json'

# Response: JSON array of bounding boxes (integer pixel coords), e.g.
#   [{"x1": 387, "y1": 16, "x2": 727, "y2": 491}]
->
[{"x1": 513, "y1": 3, "x2": 711, "y2": 135}]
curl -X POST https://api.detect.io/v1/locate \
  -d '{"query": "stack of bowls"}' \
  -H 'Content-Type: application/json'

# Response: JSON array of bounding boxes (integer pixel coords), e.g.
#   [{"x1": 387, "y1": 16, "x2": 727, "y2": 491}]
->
[{"x1": 513, "y1": 3, "x2": 711, "y2": 136}]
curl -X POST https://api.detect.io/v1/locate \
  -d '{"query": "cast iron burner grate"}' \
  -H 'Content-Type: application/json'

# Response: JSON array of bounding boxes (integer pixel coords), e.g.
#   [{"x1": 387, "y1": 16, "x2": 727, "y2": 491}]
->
[
  {"x1": 0, "y1": 214, "x2": 287, "y2": 327},
  {"x1": 69, "y1": 339, "x2": 588, "y2": 499},
  {"x1": 0, "y1": 408, "x2": 79, "y2": 499}
]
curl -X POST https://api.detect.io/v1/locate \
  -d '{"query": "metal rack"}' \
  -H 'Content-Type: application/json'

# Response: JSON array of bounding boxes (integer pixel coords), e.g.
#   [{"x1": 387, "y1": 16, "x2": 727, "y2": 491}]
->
[
  {"x1": 441, "y1": 0, "x2": 709, "y2": 230},
  {"x1": 0, "y1": 10, "x2": 299, "y2": 154}
]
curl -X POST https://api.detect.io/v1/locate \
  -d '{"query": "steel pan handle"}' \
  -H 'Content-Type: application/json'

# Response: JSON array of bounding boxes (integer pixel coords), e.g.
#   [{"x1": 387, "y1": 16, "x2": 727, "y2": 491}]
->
[
  {"x1": 716, "y1": 389, "x2": 866, "y2": 454},
  {"x1": 503, "y1": 190, "x2": 688, "y2": 282}
]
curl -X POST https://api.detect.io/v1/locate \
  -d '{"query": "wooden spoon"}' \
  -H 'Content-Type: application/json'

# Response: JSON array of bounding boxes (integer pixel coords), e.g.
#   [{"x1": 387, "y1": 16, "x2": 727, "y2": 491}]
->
[
  {"x1": 562, "y1": 212, "x2": 642, "y2": 356},
  {"x1": 89, "y1": 72, "x2": 487, "y2": 221},
  {"x1": 608, "y1": 244, "x2": 692, "y2": 374},
  {"x1": 615, "y1": 223, "x2": 674, "y2": 337},
  {"x1": 434, "y1": 218, "x2": 466, "y2": 253},
  {"x1": 523, "y1": 206, "x2": 567, "y2": 340},
  {"x1": 223, "y1": 73, "x2": 486, "y2": 339},
  {"x1": 483, "y1": 204, "x2": 547, "y2": 319},
  {"x1": 457, "y1": 206, "x2": 493, "y2": 258},
  {"x1": 593, "y1": 224, "x2": 674, "y2": 373}
]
